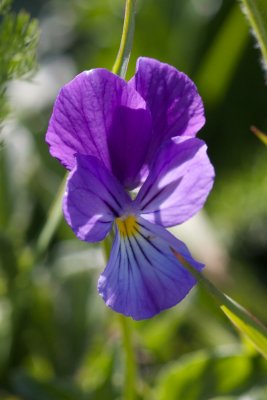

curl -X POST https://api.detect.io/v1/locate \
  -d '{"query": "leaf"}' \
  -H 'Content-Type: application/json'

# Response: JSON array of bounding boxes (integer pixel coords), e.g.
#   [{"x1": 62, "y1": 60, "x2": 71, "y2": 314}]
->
[
  {"x1": 251, "y1": 126, "x2": 267, "y2": 145},
  {"x1": 221, "y1": 302, "x2": 267, "y2": 359},
  {"x1": 172, "y1": 250, "x2": 267, "y2": 359},
  {"x1": 239, "y1": 0, "x2": 267, "y2": 71}
]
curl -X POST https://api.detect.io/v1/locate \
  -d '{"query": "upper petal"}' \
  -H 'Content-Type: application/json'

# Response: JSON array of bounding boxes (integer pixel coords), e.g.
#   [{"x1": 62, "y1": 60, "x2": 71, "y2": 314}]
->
[
  {"x1": 108, "y1": 105, "x2": 152, "y2": 190},
  {"x1": 129, "y1": 57, "x2": 205, "y2": 159},
  {"x1": 135, "y1": 137, "x2": 215, "y2": 227},
  {"x1": 46, "y1": 69, "x2": 152, "y2": 184},
  {"x1": 63, "y1": 154, "x2": 131, "y2": 242},
  {"x1": 98, "y1": 216, "x2": 203, "y2": 320}
]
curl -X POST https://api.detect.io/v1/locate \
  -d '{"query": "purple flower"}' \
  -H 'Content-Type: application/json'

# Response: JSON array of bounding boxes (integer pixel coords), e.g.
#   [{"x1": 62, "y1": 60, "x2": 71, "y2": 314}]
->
[{"x1": 46, "y1": 57, "x2": 214, "y2": 320}]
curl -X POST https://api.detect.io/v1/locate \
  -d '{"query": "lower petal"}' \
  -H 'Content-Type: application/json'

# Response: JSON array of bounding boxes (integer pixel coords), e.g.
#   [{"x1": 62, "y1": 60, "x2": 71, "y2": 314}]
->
[{"x1": 98, "y1": 216, "x2": 203, "y2": 320}]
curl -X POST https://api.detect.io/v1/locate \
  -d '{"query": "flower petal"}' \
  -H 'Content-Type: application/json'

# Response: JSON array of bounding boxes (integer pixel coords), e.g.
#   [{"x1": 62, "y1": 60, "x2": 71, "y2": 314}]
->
[
  {"x1": 98, "y1": 216, "x2": 203, "y2": 320},
  {"x1": 63, "y1": 154, "x2": 131, "y2": 242},
  {"x1": 129, "y1": 57, "x2": 205, "y2": 160},
  {"x1": 108, "y1": 105, "x2": 152, "y2": 190},
  {"x1": 135, "y1": 137, "x2": 215, "y2": 227},
  {"x1": 46, "y1": 69, "x2": 151, "y2": 183}
]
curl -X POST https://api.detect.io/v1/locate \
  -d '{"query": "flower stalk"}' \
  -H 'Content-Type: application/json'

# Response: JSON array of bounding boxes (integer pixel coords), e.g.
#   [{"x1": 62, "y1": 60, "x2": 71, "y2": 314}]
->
[
  {"x1": 118, "y1": 315, "x2": 137, "y2": 400},
  {"x1": 112, "y1": 0, "x2": 137, "y2": 78}
]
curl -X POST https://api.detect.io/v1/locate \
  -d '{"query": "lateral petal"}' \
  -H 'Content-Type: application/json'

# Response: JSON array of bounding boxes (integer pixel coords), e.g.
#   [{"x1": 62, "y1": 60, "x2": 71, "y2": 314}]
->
[
  {"x1": 135, "y1": 137, "x2": 215, "y2": 227},
  {"x1": 63, "y1": 154, "x2": 131, "y2": 242},
  {"x1": 98, "y1": 216, "x2": 203, "y2": 320}
]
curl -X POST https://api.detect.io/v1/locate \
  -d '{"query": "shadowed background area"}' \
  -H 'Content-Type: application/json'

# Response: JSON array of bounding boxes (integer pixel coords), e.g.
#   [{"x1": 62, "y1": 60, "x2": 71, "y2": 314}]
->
[{"x1": 1, "y1": 0, "x2": 267, "y2": 398}]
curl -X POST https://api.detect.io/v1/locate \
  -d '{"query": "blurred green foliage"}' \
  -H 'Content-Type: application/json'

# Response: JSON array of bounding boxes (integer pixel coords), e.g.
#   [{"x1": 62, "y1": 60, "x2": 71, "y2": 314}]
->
[
  {"x1": 1, "y1": 0, "x2": 267, "y2": 398},
  {"x1": 0, "y1": 0, "x2": 39, "y2": 122},
  {"x1": 156, "y1": 348, "x2": 267, "y2": 400}
]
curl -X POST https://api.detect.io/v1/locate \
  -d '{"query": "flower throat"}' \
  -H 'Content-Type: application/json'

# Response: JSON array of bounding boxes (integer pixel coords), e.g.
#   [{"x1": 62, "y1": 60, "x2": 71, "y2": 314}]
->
[{"x1": 116, "y1": 215, "x2": 138, "y2": 238}]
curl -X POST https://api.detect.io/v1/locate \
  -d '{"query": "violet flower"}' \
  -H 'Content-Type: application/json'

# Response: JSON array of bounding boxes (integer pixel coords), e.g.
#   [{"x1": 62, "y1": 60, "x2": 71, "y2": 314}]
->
[{"x1": 46, "y1": 57, "x2": 214, "y2": 320}]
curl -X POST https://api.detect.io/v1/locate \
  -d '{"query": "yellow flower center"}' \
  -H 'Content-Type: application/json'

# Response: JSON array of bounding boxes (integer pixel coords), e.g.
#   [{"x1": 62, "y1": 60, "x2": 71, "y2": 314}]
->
[{"x1": 116, "y1": 215, "x2": 138, "y2": 238}]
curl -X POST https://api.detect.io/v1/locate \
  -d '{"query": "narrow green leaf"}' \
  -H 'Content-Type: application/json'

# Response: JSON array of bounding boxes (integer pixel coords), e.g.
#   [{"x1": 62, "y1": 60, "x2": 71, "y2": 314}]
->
[
  {"x1": 221, "y1": 303, "x2": 267, "y2": 359},
  {"x1": 251, "y1": 125, "x2": 267, "y2": 145},
  {"x1": 239, "y1": 0, "x2": 267, "y2": 70},
  {"x1": 172, "y1": 249, "x2": 267, "y2": 359}
]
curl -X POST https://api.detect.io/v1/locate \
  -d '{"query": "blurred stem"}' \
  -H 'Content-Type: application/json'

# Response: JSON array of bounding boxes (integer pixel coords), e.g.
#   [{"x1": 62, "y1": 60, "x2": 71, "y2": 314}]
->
[
  {"x1": 112, "y1": 0, "x2": 137, "y2": 78},
  {"x1": 35, "y1": 175, "x2": 67, "y2": 259},
  {"x1": 118, "y1": 314, "x2": 137, "y2": 400}
]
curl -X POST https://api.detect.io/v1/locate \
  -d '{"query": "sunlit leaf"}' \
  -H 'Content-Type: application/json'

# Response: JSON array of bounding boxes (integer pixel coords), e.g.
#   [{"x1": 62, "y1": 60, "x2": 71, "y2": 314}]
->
[
  {"x1": 172, "y1": 250, "x2": 267, "y2": 359},
  {"x1": 251, "y1": 126, "x2": 267, "y2": 145},
  {"x1": 221, "y1": 303, "x2": 267, "y2": 359}
]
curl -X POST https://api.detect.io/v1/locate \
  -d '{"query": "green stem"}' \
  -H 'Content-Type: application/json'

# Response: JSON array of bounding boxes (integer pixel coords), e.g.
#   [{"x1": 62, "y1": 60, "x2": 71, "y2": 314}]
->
[
  {"x1": 35, "y1": 175, "x2": 67, "y2": 259},
  {"x1": 112, "y1": 0, "x2": 137, "y2": 78},
  {"x1": 118, "y1": 314, "x2": 137, "y2": 400}
]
